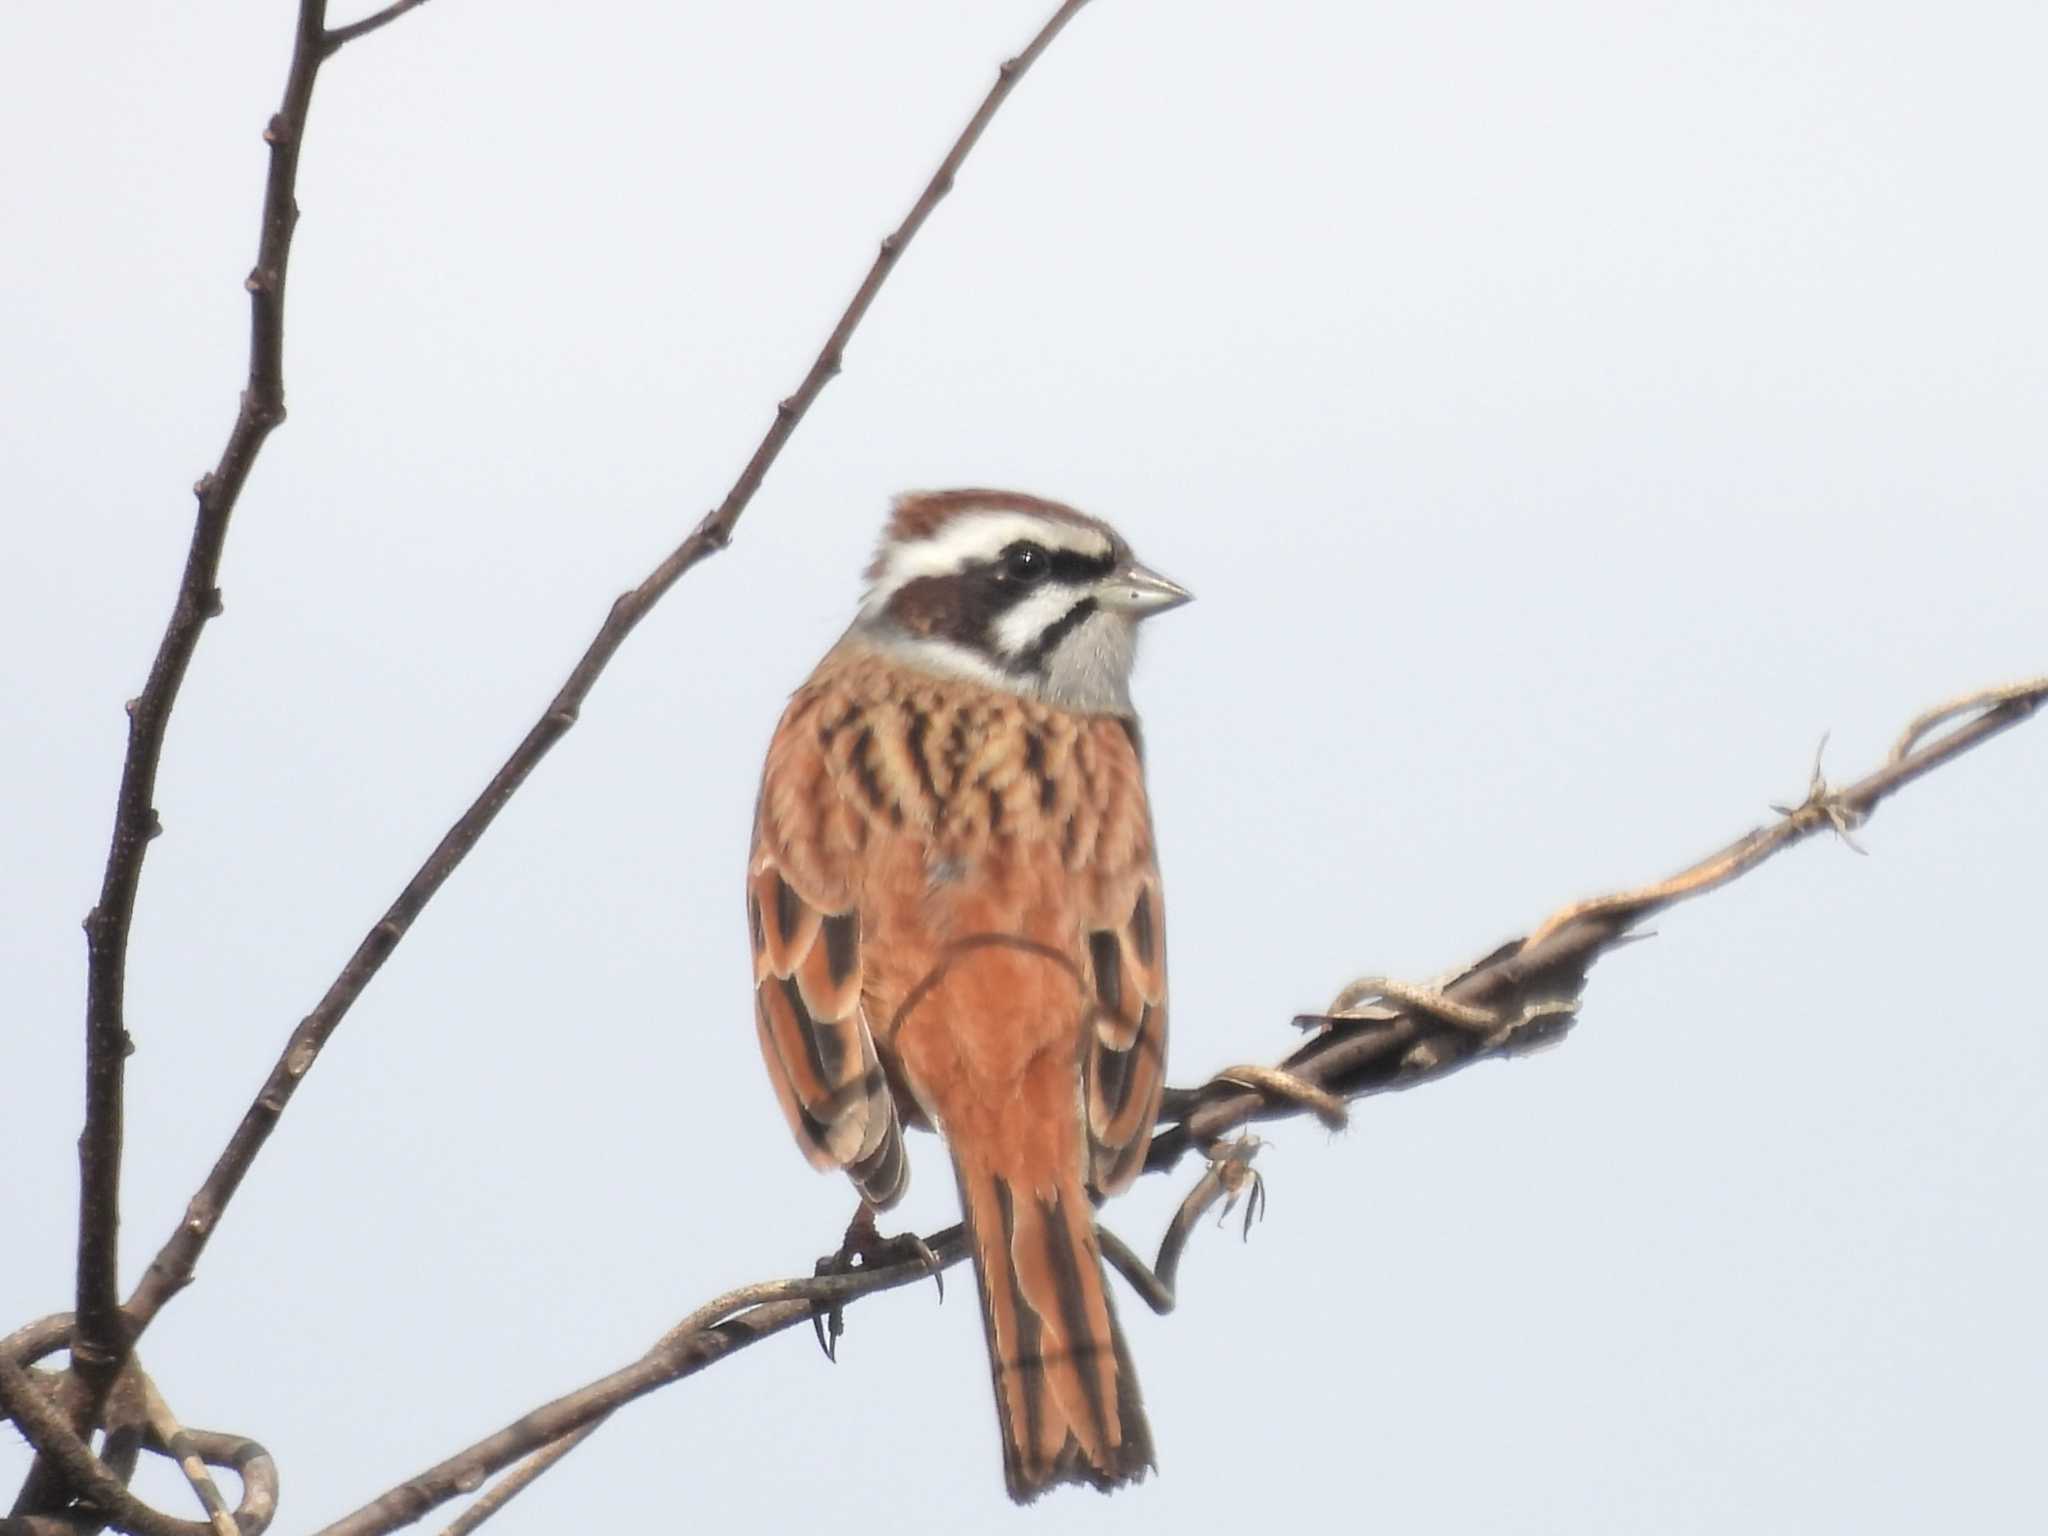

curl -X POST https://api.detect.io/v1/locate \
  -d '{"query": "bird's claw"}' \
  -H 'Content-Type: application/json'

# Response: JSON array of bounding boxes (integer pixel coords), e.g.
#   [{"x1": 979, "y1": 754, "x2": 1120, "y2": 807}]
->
[
  {"x1": 1205, "y1": 1134, "x2": 1268, "y2": 1242},
  {"x1": 810, "y1": 1204, "x2": 945, "y2": 1363},
  {"x1": 810, "y1": 1252, "x2": 848, "y2": 1363}
]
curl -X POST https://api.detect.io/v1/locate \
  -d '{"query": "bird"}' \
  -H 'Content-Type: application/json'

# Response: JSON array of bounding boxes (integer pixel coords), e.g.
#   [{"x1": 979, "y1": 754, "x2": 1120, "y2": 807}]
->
[{"x1": 746, "y1": 488, "x2": 1190, "y2": 1501}]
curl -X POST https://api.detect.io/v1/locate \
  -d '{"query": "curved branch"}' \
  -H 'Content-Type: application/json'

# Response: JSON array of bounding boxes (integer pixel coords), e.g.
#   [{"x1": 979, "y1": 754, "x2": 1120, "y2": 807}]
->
[
  {"x1": 124, "y1": 0, "x2": 1099, "y2": 1339},
  {"x1": 1, "y1": 1323, "x2": 277, "y2": 1536},
  {"x1": 0, "y1": 1354, "x2": 194, "y2": 1536}
]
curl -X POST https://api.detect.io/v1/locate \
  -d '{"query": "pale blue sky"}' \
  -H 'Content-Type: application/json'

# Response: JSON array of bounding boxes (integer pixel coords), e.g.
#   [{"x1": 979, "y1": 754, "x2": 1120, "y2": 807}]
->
[{"x1": 3, "y1": 3, "x2": 2043, "y2": 1532}]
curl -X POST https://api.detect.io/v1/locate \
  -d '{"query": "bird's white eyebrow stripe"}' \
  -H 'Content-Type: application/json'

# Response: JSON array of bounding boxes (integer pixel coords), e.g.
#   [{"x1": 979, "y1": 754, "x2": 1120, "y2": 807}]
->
[{"x1": 864, "y1": 511, "x2": 1114, "y2": 609}]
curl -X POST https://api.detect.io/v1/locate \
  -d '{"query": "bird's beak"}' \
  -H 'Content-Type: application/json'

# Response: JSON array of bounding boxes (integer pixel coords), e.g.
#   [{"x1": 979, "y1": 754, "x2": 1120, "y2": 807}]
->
[{"x1": 1100, "y1": 561, "x2": 1193, "y2": 618}]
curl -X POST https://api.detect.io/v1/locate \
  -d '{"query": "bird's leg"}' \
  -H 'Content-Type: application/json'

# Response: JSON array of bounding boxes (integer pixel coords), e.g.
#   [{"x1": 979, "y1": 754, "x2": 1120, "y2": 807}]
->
[{"x1": 811, "y1": 1201, "x2": 945, "y2": 1361}]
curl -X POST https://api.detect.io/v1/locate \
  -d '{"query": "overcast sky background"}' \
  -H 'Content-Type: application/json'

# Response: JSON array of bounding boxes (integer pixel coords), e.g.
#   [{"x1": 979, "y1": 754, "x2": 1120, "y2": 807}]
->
[{"x1": 3, "y1": 2, "x2": 2044, "y2": 1532}]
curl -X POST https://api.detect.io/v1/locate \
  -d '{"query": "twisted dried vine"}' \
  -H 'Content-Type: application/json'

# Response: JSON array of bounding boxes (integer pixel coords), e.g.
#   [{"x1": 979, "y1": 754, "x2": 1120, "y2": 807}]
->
[{"x1": 311, "y1": 676, "x2": 2043, "y2": 1536}]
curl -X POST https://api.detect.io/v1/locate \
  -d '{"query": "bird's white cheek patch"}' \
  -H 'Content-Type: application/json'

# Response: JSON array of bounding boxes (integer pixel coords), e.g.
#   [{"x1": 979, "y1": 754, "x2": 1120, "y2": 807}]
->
[{"x1": 993, "y1": 585, "x2": 1088, "y2": 660}]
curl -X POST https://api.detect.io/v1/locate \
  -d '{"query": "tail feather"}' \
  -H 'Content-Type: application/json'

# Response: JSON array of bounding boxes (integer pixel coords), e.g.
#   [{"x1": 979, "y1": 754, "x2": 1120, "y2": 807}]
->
[{"x1": 957, "y1": 1159, "x2": 1155, "y2": 1502}]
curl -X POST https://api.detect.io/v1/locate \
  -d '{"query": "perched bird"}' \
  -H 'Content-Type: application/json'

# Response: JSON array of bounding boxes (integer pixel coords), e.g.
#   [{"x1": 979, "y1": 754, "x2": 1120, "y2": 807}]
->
[{"x1": 747, "y1": 489, "x2": 1190, "y2": 1501}]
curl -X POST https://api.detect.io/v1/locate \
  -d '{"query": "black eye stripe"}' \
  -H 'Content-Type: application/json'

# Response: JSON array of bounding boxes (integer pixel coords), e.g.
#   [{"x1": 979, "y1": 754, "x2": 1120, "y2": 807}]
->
[
  {"x1": 990, "y1": 542, "x2": 1114, "y2": 584},
  {"x1": 1049, "y1": 548, "x2": 1115, "y2": 581}
]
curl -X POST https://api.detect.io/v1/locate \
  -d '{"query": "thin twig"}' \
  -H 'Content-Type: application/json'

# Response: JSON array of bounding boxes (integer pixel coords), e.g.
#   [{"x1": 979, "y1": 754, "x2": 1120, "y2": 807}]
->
[
  {"x1": 434, "y1": 1424, "x2": 597, "y2": 1536},
  {"x1": 320, "y1": 0, "x2": 434, "y2": 55},
  {"x1": 125, "y1": 0, "x2": 1099, "y2": 1341},
  {"x1": 1889, "y1": 676, "x2": 2048, "y2": 763}
]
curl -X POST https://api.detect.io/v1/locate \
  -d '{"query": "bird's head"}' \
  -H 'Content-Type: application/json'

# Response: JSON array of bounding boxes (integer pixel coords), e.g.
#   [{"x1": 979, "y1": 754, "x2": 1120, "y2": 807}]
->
[{"x1": 855, "y1": 489, "x2": 1190, "y2": 714}]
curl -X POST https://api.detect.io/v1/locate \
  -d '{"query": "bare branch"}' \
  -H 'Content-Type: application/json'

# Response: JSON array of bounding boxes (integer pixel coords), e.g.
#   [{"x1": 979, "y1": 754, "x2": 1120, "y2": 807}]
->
[
  {"x1": 312, "y1": 1240, "x2": 970, "y2": 1536},
  {"x1": 124, "y1": 0, "x2": 1100, "y2": 1340},
  {"x1": 71, "y1": 0, "x2": 315, "y2": 1377},
  {"x1": 32, "y1": 0, "x2": 343, "y2": 1520},
  {"x1": 313, "y1": 673, "x2": 2041, "y2": 1536}
]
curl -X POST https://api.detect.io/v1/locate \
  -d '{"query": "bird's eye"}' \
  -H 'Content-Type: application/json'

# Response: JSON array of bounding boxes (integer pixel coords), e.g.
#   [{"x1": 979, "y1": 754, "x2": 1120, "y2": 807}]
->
[{"x1": 1001, "y1": 542, "x2": 1050, "y2": 582}]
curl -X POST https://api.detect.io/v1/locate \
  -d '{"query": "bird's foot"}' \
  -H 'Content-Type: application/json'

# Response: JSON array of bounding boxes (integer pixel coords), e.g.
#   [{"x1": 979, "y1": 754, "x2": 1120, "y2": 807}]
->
[{"x1": 811, "y1": 1203, "x2": 944, "y2": 1362}]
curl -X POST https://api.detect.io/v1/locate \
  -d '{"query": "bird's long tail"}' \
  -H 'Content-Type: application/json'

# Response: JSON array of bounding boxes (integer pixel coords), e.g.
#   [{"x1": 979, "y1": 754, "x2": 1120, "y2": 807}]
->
[{"x1": 953, "y1": 1154, "x2": 1155, "y2": 1502}]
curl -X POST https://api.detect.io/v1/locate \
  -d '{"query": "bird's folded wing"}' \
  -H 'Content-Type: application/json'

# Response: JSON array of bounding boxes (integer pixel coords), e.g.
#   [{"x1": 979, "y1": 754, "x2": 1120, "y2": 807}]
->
[
  {"x1": 748, "y1": 722, "x2": 907, "y2": 1207},
  {"x1": 1083, "y1": 869, "x2": 1168, "y2": 1196}
]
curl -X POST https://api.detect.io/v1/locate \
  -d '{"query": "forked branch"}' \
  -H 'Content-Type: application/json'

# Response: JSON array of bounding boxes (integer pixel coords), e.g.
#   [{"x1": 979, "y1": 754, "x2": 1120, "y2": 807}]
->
[{"x1": 11, "y1": 3, "x2": 1101, "y2": 1528}]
